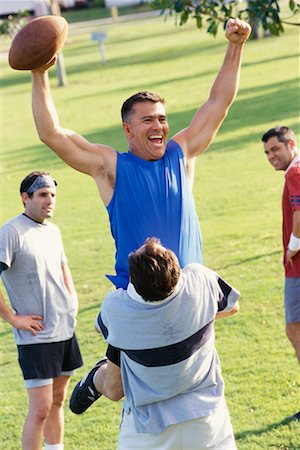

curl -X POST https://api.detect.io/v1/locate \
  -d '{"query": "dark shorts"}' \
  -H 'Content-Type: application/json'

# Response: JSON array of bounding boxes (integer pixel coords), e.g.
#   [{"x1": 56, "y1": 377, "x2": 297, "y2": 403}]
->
[
  {"x1": 284, "y1": 277, "x2": 300, "y2": 323},
  {"x1": 106, "y1": 344, "x2": 121, "y2": 367},
  {"x1": 18, "y1": 334, "x2": 83, "y2": 380}
]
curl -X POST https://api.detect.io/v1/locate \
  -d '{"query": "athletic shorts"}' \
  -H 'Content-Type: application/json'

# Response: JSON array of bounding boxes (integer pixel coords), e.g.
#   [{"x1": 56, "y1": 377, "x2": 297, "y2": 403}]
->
[
  {"x1": 118, "y1": 400, "x2": 237, "y2": 450},
  {"x1": 18, "y1": 334, "x2": 83, "y2": 382},
  {"x1": 106, "y1": 344, "x2": 121, "y2": 366},
  {"x1": 284, "y1": 277, "x2": 300, "y2": 323}
]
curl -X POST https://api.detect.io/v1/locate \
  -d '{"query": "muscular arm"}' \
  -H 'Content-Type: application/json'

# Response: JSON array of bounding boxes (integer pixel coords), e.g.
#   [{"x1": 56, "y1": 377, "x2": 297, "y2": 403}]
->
[
  {"x1": 286, "y1": 210, "x2": 300, "y2": 265},
  {"x1": 31, "y1": 70, "x2": 117, "y2": 205},
  {"x1": 173, "y1": 18, "x2": 251, "y2": 160}
]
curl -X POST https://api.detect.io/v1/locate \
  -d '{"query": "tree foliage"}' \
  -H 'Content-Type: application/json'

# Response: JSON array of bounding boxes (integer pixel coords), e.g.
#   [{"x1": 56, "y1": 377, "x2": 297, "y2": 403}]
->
[
  {"x1": 0, "y1": 13, "x2": 29, "y2": 37},
  {"x1": 150, "y1": 0, "x2": 300, "y2": 37}
]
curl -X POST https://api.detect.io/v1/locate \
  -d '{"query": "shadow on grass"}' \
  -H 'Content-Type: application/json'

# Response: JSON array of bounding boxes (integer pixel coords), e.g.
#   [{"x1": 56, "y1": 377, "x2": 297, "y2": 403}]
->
[
  {"x1": 77, "y1": 302, "x2": 102, "y2": 315},
  {"x1": 216, "y1": 250, "x2": 281, "y2": 271},
  {"x1": 2, "y1": 25, "x2": 298, "y2": 89},
  {"x1": 1, "y1": 35, "x2": 221, "y2": 89},
  {"x1": 2, "y1": 72, "x2": 299, "y2": 173},
  {"x1": 3, "y1": 79, "x2": 298, "y2": 170},
  {"x1": 2, "y1": 143, "x2": 65, "y2": 174},
  {"x1": 67, "y1": 23, "x2": 209, "y2": 50},
  {"x1": 235, "y1": 416, "x2": 298, "y2": 442}
]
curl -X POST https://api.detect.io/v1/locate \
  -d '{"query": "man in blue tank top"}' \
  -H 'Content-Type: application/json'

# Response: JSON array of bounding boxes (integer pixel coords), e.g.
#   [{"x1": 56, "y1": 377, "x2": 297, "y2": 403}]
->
[
  {"x1": 31, "y1": 18, "x2": 251, "y2": 415},
  {"x1": 31, "y1": 18, "x2": 251, "y2": 288}
]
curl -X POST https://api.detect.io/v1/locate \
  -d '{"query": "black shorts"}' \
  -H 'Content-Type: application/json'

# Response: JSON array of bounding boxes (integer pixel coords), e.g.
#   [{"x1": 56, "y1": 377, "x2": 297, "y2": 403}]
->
[
  {"x1": 106, "y1": 344, "x2": 121, "y2": 367},
  {"x1": 17, "y1": 334, "x2": 83, "y2": 380}
]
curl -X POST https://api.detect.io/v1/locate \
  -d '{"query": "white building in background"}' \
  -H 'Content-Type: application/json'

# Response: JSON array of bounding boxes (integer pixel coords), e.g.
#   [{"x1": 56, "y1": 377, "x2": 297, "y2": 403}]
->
[{"x1": 0, "y1": 0, "x2": 87, "y2": 16}]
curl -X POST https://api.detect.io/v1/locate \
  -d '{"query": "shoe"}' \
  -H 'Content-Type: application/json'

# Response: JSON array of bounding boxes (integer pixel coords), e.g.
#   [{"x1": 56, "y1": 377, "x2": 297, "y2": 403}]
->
[
  {"x1": 286, "y1": 411, "x2": 300, "y2": 421},
  {"x1": 70, "y1": 357, "x2": 107, "y2": 414}
]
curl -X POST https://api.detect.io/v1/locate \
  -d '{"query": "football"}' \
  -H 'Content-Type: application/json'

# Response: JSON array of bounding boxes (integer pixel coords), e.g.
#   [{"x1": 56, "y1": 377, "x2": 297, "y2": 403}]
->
[{"x1": 8, "y1": 15, "x2": 68, "y2": 71}]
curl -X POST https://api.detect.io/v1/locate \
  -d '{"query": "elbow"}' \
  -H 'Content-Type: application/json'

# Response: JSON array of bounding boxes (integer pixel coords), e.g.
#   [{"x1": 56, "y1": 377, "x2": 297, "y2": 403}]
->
[
  {"x1": 231, "y1": 302, "x2": 240, "y2": 315},
  {"x1": 36, "y1": 128, "x2": 49, "y2": 145},
  {"x1": 36, "y1": 124, "x2": 59, "y2": 147}
]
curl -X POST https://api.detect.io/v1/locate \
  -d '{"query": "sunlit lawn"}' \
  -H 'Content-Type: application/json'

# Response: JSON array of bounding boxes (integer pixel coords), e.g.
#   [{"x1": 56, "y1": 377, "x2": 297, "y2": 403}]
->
[{"x1": 1, "y1": 12, "x2": 299, "y2": 450}]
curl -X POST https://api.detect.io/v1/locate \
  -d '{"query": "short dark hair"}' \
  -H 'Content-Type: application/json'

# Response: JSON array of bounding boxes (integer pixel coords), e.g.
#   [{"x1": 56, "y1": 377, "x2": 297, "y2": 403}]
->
[
  {"x1": 128, "y1": 237, "x2": 180, "y2": 302},
  {"x1": 20, "y1": 171, "x2": 57, "y2": 197},
  {"x1": 261, "y1": 126, "x2": 295, "y2": 145},
  {"x1": 121, "y1": 91, "x2": 165, "y2": 122}
]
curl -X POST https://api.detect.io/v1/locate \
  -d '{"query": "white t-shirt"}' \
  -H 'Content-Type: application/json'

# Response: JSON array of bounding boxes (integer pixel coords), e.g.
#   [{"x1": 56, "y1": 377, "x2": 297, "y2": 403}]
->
[{"x1": 0, "y1": 214, "x2": 76, "y2": 345}]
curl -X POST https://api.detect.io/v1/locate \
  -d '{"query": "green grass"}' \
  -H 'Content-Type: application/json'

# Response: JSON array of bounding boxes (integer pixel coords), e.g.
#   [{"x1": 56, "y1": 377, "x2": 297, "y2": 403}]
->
[
  {"x1": 1, "y1": 13, "x2": 300, "y2": 450},
  {"x1": 60, "y1": 3, "x2": 155, "y2": 23}
]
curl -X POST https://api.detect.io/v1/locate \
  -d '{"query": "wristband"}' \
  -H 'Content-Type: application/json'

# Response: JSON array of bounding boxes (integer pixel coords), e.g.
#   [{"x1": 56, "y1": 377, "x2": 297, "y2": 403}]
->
[{"x1": 288, "y1": 233, "x2": 300, "y2": 252}]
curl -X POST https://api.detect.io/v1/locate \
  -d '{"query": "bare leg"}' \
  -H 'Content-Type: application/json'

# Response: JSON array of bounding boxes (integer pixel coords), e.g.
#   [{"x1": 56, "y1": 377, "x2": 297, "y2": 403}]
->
[
  {"x1": 95, "y1": 360, "x2": 124, "y2": 401},
  {"x1": 22, "y1": 384, "x2": 52, "y2": 450},
  {"x1": 69, "y1": 358, "x2": 123, "y2": 414},
  {"x1": 44, "y1": 375, "x2": 70, "y2": 445},
  {"x1": 286, "y1": 322, "x2": 300, "y2": 363}
]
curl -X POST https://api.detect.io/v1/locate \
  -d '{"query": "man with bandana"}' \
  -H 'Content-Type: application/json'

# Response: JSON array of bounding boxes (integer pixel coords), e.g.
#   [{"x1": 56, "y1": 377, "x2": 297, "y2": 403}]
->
[{"x1": 0, "y1": 171, "x2": 83, "y2": 450}]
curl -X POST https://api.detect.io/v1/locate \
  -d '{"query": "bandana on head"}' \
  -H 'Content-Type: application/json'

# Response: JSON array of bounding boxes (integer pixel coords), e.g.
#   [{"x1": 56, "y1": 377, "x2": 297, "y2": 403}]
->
[{"x1": 26, "y1": 175, "x2": 57, "y2": 194}]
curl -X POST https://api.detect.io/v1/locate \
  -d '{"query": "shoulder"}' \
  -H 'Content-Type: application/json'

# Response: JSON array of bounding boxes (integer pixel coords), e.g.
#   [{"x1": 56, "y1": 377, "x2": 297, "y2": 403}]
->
[
  {"x1": 183, "y1": 263, "x2": 216, "y2": 278},
  {"x1": 166, "y1": 139, "x2": 184, "y2": 158},
  {"x1": 0, "y1": 215, "x2": 23, "y2": 235},
  {"x1": 100, "y1": 288, "x2": 130, "y2": 325},
  {"x1": 182, "y1": 263, "x2": 218, "y2": 289},
  {"x1": 287, "y1": 162, "x2": 300, "y2": 177},
  {"x1": 102, "y1": 288, "x2": 128, "y2": 309},
  {"x1": 46, "y1": 221, "x2": 60, "y2": 232},
  {"x1": 286, "y1": 164, "x2": 300, "y2": 189}
]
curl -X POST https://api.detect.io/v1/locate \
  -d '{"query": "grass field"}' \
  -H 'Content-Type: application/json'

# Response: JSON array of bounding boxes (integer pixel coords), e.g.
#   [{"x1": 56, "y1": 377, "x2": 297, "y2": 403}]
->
[{"x1": 1, "y1": 11, "x2": 300, "y2": 450}]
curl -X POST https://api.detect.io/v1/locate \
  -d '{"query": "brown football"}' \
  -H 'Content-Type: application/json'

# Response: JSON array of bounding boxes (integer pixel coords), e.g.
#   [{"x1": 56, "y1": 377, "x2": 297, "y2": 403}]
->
[{"x1": 8, "y1": 15, "x2": 68, "y2": 70}]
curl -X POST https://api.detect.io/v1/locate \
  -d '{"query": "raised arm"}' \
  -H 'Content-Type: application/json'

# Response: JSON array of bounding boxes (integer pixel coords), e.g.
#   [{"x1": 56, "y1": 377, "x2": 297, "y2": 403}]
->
[
  {"x1": 31, "y1": 69, "x2": 117, "y2": 205},
  {"x1": 173, "y1": 18, "x2": 251, "y2": 159}
]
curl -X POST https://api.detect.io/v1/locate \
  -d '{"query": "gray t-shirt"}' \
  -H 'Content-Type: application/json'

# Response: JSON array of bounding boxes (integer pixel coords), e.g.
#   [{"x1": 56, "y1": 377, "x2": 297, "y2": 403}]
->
[
  {"x1": 97, "y1": 263, "x2": 240, "y2": 435},
  {"x1": 0, "y1": 214, "x2": 76, "y2": 345}
]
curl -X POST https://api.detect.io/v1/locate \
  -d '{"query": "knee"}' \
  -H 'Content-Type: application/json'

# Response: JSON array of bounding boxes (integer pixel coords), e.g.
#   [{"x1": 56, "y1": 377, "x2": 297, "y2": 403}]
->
[
  {"x1": 286, "y1": 323, "x2": 300, "y2": 345},
  {"x1": 52, "y1": 389, "x2": 66, "y2": 409},
  {"x1": 30, "y1": 401, "x2": 52, "y2": 424},
  {"x1": 104, "y1": 383, "x2": 124, "y2": 401}
]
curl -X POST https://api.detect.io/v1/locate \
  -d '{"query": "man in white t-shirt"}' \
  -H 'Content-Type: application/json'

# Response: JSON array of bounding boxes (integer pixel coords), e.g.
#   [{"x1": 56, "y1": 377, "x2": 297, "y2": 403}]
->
[{"x1": 0, "y1": 171, "x2": 83, "y2": 450}]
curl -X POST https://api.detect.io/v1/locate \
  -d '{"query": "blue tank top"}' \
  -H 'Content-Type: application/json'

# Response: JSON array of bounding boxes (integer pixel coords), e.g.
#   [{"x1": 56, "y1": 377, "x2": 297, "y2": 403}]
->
[{"x1": 106, "y1": 139, "x2": 202, "y2": 288}]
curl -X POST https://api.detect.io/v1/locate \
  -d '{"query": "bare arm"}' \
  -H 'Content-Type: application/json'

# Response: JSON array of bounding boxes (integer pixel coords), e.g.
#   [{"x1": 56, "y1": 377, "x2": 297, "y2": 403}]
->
[
  {"x1": 215, "y1": 301, "x2": 240, "y2": 319},
  {"x1": 286, "y1": 210, "x2": 300, "y2": 265},
  {"x1": 0, "y1": 288, "x2": 44, "y2": 335},
  {"x1": 31, "y1": 69, "x2": 117, "y2": 205},
  {"x1": 62, "y1": 262, "x2": 78, "y2": 315},
  {"x1": 173, "y1": 18, "x2": 251, "y2": 159}
]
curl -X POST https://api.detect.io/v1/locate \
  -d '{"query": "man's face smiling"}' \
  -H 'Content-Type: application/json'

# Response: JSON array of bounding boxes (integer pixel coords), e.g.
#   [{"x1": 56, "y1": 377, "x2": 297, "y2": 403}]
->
[
  {"x1": 123, "y1": 101, "x2": 169, "y2": 161},
  {"x1": 264, "y1": 136, "x2": 296, "y2": 171}
]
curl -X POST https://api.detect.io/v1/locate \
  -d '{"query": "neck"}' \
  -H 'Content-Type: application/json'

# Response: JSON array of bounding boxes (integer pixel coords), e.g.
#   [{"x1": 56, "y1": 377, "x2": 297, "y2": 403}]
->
[{"x1": 23, "y1": 212, "x2": 45, "y2": 224}]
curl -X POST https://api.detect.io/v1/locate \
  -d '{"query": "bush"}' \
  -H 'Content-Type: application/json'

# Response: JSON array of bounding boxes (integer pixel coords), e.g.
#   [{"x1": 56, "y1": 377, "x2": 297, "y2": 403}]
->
[{"x1": 0, "y1": 13, "x2": 29, "y2": 37}]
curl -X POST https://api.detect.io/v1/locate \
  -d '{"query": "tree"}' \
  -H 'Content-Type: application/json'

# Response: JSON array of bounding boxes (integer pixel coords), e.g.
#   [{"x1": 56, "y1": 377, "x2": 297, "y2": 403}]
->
[{"x1": 150, "y1": 0, "x2": 300, "y2": 37}]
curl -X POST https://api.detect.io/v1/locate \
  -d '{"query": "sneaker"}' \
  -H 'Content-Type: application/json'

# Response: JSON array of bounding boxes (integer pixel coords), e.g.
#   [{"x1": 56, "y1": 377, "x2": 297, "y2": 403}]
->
[
  {"x1": 69, "y1": 357, "x2": 107, "y2": 414},
  {"x1": 286, "y1": 411, "x2": 300, "y2": 421}
]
